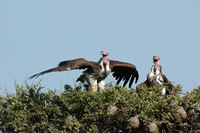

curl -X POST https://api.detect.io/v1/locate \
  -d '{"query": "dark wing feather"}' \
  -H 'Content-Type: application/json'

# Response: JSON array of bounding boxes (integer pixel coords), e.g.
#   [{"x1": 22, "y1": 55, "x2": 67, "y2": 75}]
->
[
  {"x1": 136, "y1": 81, "x2": 148, "y2": 91},
  {"x1": 29, "y1": 67, "x2": 61, "y2": 79},
  {"x1": 109, "y1": 60, "x2": 139, "y2": 88},
  {"x1": 161, "y1": 74, "x2": 175, "y2": 90},
  {"x1": 29, "y1": 58, "x2": 100, "y2": 79}
]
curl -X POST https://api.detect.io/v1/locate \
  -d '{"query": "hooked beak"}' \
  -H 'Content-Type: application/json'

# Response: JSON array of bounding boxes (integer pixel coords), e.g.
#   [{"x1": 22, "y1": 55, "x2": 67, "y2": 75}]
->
[
  {"x1": 153, "y1": 55, "x2": 160, "y2": 63},
  {"x1": 101, "y1": 51, "x2": 109, "y2": 56}
]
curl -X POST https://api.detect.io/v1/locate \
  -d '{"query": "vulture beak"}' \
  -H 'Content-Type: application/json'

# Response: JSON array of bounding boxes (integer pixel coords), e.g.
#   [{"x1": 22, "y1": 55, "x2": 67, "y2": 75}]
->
[
  {"x1": 101, "y1": 50, "x2": 109, "y2": 57},
  {"x1": 153, "y1": 55, "x2": 160, "y2": 63}
]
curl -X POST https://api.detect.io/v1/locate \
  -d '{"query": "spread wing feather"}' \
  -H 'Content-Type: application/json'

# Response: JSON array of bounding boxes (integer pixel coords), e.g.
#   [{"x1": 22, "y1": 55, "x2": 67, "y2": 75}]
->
[
  {"x1": 109, "y1": 60, "x2": 139, "y2": 88},
  {"x1": 29, "y1": 58, "x2": 100, "y2": 79}
]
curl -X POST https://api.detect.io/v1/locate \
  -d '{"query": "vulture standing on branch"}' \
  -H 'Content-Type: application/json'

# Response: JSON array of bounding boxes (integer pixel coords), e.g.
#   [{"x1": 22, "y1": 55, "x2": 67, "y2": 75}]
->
[
  {"x1": 136, "y1": 55, "x2": 175, "y2": 95},
  {"x1": 30, "y1": 50, "x2": 139, "y2": 92}
]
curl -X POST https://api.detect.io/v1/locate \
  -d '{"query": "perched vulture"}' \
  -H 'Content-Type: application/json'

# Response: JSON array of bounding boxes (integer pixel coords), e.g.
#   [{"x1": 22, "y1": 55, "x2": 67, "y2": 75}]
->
[
  {"x1": 30, "y1": 50, "x2": 139, "y2": 92},
  {"x1": 136, "y1": 55, "x2": 175, "y2": 95}
]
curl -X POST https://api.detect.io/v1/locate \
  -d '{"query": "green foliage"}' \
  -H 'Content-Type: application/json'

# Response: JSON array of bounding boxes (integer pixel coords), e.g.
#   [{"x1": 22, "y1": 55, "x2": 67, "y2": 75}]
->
[
  {"x1": 181, "y1": 86, "x2": 200, "y2": 117},
  {"x1": 180, "y1": 86, "x2": 200, "y2": 131},
  {"x1": 0, "y1": 81, "x2": 199, "y2": 132}
]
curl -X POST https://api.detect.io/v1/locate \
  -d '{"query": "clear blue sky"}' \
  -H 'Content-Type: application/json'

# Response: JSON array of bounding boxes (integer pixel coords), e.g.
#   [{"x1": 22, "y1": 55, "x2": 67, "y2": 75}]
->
[{"x1": 1, "y1": 0, "x2": 200, "y2": 94}]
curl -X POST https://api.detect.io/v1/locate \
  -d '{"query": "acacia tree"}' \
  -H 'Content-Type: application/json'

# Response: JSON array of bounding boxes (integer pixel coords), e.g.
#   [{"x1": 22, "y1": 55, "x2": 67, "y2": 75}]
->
[{"x1": 0, "y1": 81, "x2": 199, "y2": 132}]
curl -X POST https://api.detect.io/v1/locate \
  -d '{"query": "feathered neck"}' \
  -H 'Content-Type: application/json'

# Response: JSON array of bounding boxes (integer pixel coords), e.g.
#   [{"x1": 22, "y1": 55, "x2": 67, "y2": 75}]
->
[{"x1": 153, "y1": 60, "x2": 160, "y2": 69}]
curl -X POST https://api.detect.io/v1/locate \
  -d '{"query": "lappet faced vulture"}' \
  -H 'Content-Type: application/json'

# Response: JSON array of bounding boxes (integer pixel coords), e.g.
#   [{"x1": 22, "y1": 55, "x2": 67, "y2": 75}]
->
[{"x1": 30, "y1": 50, "x2": 139, "y2": 92}]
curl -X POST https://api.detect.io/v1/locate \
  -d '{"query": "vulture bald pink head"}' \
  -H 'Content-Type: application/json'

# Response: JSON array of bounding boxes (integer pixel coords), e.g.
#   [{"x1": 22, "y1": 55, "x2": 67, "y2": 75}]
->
[
  {"x1": 153, "y1": 55, "x2": 160, "y2": 69},
  {"x1": 101, "y1": 50, "x2": 109, "y2": 63}
]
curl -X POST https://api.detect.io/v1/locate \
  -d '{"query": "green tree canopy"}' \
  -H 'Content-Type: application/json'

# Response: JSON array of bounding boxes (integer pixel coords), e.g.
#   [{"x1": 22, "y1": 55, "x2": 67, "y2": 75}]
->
[{"x1": 0, "y1": 81, "x2": 199, "y2": 132}]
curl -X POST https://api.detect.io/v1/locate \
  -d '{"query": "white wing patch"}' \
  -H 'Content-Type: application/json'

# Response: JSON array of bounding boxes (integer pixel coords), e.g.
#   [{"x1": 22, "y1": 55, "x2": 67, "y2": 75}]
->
[{"x1": 66, "y1": 68, "x2": 71, "y2": 71}]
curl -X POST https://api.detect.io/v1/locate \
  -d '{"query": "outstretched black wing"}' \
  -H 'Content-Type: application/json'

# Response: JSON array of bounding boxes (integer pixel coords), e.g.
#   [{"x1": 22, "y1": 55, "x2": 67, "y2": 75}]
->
[
  {"x1": 29, "y1": 58, "x2": 100, "y2": 79},
  {"x1": 109, "y1": 60, "x2": 139, "y2": 88}
]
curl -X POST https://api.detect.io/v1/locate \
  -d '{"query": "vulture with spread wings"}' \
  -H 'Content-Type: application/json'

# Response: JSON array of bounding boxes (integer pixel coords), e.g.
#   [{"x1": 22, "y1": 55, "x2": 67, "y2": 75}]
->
[{"x1": 30, "y1": 50, "x2": 139, "y2": 92}]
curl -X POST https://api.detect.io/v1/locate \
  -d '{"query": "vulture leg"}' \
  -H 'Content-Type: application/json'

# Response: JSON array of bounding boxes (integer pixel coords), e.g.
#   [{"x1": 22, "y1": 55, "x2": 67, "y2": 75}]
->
[
  {"x1": 161, "y1": 87, "x2": 166, "y2": 95},
  {"x1": 98, "y1": 80, "x2": 105, "y2": 93},
  {"x1": 89, "y1": 80, "x2": 98, "y2": 92}
]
